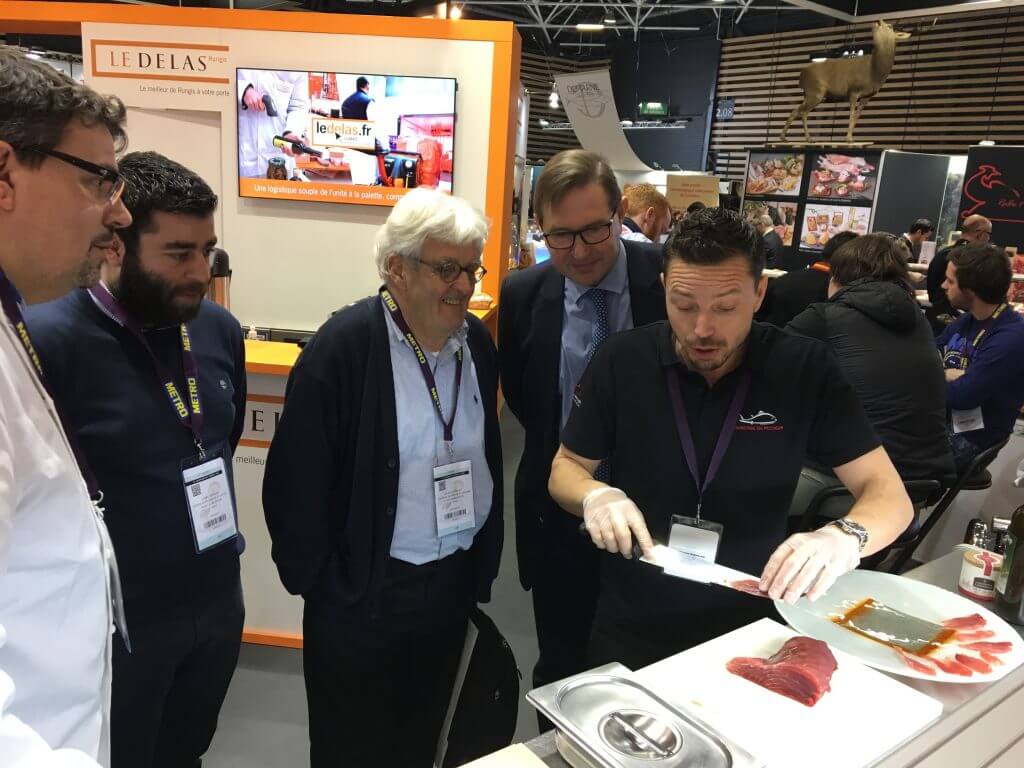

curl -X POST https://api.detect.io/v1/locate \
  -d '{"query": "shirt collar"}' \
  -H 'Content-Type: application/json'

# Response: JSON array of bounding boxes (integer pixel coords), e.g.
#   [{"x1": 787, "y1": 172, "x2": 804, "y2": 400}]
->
[
  {"x1": 380, "y1": 293, "x2": 467, "y2": 358},
  {"x1": 565, "y1": 240, "x2": 629, "y2": 305},
  {"x1": 656, "y1": 319, "x2": 770, "y2": 373}
]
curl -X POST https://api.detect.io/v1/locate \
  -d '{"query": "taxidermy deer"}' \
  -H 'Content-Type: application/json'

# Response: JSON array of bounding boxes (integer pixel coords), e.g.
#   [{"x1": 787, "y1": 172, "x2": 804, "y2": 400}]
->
[{"x1": 781, "y1": 20, "x2": 909, "y2": 144}]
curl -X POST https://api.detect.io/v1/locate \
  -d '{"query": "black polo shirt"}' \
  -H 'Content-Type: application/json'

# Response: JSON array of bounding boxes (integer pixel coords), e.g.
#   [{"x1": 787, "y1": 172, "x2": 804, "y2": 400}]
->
[{"x1": 562, "y1": 320, "x2": 879, "y2": 668}]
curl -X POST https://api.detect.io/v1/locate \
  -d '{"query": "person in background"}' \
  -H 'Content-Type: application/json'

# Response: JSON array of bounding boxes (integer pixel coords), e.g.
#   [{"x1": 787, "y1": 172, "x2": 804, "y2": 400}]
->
[
  {"x1": 620, "y1": 182, "x2": 671, "y2": 244},
  {"x1": 25, "y1": 152, "x2": 247, "y2": 768},
  {"x1": 547, "y1": 207, "x2": 912, "y2": 670},
  {"x1": 0, "y1": 45, "x2": 132, "y2": 766},
  {"x1": 927, "y1": 214, "x2": 992, "y2": 333},
  {"x1": 901, "y1": 218, "x2": 934, "y2": 262},
  {"x1": 938, "y1": 243, "x2": 1024, "y2": 471},
  {"x1": 755, "y1": 214, "x2": 784, "y2": 268},
  {"x1": 236, "y1": 69, "x2": 310, "y2": 178},
  {"x1": 686, "y1": 200, "x2": 707, "y2": 217},
  {"x1": 341, "y1": 76, "x2": 373, "y2": 120},
  {"x1": 757, "y1": 230, "x2": 858, "y2": 328},
  {"x1": 264, "y1": 189, "x2": 503, "y2": 767},
  {"x1": 498, "y1": 150, "x2": 664, "y2": 714},
  {"x1": 785, "y1": 234, "x2": 955, "y2": 521}
]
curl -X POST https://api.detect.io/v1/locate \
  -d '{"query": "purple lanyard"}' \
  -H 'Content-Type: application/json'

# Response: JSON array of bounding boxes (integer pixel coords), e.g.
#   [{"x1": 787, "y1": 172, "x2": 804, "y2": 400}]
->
[
  {"x1": 0, "y1": 269, "x2": 101, "y2": 497},
  {"x1": 88, "y1": 284, "x2": 206, "y2": 455},
  {"x1": 664, "y1": 365, "x2": 751, "y2": 520},
  {"x1": 380, "y1": 288, "x2": 463, "y2": 446}
]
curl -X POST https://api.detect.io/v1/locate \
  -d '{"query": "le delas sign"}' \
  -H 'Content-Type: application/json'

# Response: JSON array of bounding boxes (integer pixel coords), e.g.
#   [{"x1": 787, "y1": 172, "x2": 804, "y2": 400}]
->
[{"x1": 960, "y1": 145, "x2": 1024, "y2": 248}]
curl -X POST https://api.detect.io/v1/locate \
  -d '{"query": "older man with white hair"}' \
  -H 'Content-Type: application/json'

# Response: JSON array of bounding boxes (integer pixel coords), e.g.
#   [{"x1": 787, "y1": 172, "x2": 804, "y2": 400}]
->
[{"x1": 263, "y1": 189, "x2": 503, "y2": 768}]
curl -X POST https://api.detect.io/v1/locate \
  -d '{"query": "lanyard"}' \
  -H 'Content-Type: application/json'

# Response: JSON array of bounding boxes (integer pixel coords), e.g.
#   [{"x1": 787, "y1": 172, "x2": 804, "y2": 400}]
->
[
  {"x1": 665, "y1": 365, "x2": 751, "y2": 521},
  {"x1": 87, "y1": 284, "x2": 206, "y2": 456},
  {"x1": 0, "y1": 269, "x2": 101, "y2": 497},
  {"x1": 962, "y1": 303, "x2": 1007, "y2": 369},
  {"x1": 380, "y1": 288, "x2": 463, "y2": 454}
]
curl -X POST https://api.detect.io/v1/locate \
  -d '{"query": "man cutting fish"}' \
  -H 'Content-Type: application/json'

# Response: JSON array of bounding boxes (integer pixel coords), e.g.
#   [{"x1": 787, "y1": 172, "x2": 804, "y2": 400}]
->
[{"x1": 548, "y1": 207, "x2": 913, "y2": 669}]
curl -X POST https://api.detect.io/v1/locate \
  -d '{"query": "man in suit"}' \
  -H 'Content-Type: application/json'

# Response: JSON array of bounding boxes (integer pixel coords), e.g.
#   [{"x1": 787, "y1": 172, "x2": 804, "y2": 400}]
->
[
  {"x1": 756, "y1": 215, "x2": 784, "y2": 268},
  {"x1": 498, "y1": 150, "x2": 665, "y2": 709}
]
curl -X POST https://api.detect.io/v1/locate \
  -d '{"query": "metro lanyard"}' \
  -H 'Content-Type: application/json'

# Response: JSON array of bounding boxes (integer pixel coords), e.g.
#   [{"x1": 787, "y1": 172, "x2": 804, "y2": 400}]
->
[
  {"x1": 664, "y1": 365, "x2": 751, "y2": 521},
  {"x1": 88, "y1": 284, "x2": 206, "y2": 456},
  {"x1": 380, "y1": 288, "x2": 463, "y2": 457},
  {"x1": 0, "y1": 269, "x2": 101, "y2": 498},
  {"x1": 960, "y1": 303, "x2": 1008, "y2": 370}
]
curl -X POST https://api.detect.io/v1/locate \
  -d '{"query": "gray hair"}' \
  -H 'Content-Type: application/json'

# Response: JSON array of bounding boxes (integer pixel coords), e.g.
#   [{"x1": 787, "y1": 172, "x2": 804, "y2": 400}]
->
[
  {"x1": 756, "y1": 215, "x2": 774, "y2": 229},
  {"x1": 374, "y1": 188, "x2": 490, "y2": 280}
]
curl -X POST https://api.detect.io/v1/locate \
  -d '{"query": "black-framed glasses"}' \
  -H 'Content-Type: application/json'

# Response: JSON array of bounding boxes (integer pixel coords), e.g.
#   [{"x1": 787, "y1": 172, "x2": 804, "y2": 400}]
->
[
  {"x1": 27, "y1": 148, "x2": 125, "y2": 205},
  {"x1": 542, "y1": 219, "x2": 615, "y2": 251},
  {"x1": 417, "y1": 258, "x2": 488, "y2": 285}
]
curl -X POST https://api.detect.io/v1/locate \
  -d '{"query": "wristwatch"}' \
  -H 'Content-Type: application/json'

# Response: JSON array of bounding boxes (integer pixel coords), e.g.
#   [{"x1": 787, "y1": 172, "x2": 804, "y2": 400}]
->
[{"x1": 827, "y1": 518, "x2": 869, "y2": 552}]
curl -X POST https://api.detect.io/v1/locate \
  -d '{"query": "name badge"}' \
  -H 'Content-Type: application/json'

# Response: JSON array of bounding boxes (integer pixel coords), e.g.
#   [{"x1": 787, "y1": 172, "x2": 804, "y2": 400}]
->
[
  {"x1": 952, "y1": 407, "x2": 985, "y2": 434},
  {"x1": 669, "y1": 514, "x2": 724, "y2": 564},
  {"x1": 182, "y1": 454, "x2": 238, "y2": 553},
  {"x1": 434, "y1": 460, "x2": 475, "y2": 537}
]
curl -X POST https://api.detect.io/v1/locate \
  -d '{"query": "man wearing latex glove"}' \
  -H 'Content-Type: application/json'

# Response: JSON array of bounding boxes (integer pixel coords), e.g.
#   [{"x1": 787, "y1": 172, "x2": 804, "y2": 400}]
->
[{"x1": 549, "y1": 208, "x2": 913, "y2": 670}]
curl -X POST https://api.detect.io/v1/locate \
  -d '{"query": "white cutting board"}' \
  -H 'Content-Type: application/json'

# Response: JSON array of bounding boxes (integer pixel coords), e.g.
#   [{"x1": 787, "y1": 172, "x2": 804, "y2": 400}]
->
[{"x1": 633, "y1": 618, "x2": 943, "y2": 768}]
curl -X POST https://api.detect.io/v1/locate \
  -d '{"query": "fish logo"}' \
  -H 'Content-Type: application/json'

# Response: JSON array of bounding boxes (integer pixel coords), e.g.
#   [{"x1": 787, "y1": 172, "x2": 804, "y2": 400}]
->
[{"x1": 738, "y1": 411, "x2": 778, "y2": 426}]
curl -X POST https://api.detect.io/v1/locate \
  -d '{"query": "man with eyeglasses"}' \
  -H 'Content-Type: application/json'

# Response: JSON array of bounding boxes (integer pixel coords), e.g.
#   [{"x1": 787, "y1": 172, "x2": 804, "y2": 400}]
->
[
  {"x1": 25, "y1": 152, "x2": 247, "y2": 768},
  {"x1": 0, "y1": 46, "x2": 132, "y2": 766},
  {"x1": 498, "y1": 149, "x2": 665, "y2": 710},
  {"x1": 264, "y1": 189, "x2": 503, "y2": 767}
]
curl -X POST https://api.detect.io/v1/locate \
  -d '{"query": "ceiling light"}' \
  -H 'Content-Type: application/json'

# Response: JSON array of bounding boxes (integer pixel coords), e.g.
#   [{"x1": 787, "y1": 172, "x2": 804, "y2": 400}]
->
[
  {"x1": 539, "y1": 118, "x2": 550, "y2": 127},
  {"x1": 576, "y1": 23, "x2": 605, "y2": 31},
  {"x1": 449, "y1": 5, "x2": 462, "y2": 19},
  {"x1": 811, "y1": 56, "x2": 827, "y2": 62},
  {"x1": 604, "y1": 18, "x2": 616, "y2": 24},
  {"x1": 26, "y1": 52, "x2": 42, "y2": 60},
  {"x1": 980, "y1": 140, "x2": 996, "y2": 146},
  {"x1": 559, "y1": 42, "x2": 606, "y2": 47}
]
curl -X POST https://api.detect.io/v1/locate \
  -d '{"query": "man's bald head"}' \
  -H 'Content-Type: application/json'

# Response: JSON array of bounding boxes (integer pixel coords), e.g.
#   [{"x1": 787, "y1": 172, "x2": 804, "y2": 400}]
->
[{"x1": 962, "y1": 214, "x2": 993, "y2": 244}]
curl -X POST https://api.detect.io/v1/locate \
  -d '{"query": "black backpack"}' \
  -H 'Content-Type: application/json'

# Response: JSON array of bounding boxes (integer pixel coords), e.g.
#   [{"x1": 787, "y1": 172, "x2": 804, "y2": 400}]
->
[{"x1": 437, "y1": 607, "x2": 521, "y2": 767}]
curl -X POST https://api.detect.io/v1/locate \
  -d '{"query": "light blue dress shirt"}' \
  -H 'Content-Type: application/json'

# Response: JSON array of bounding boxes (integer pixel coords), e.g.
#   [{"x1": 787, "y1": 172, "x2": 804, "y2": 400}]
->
[
  {"x1": 558, "y1": 241, "x2": 633, "y2": 428},
  {"x1": 383, "y1": 299, "x2": 494, "y2": 564}
]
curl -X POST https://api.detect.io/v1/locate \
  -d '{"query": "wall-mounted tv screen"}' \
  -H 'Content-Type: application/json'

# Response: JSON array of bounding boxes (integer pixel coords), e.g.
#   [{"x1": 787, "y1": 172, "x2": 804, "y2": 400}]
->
[{"x1": 236, "y1": 68, "x2": 456, "y2": 207}]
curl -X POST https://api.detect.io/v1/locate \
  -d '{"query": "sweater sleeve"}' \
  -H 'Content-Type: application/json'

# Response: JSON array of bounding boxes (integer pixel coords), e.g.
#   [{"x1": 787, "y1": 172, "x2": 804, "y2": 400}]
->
[
  {"x1": 946, "y1": 326, "x2": 1020, "y2": 410},
  {"x1": 262, "y1": 360, "x2": 346, "y2": 596}
]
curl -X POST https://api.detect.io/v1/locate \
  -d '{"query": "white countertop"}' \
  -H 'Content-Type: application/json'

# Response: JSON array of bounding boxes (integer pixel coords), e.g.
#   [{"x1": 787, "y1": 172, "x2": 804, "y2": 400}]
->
[{"x1": 524, "y1": 551, "x2": 1024, "y2": 767}]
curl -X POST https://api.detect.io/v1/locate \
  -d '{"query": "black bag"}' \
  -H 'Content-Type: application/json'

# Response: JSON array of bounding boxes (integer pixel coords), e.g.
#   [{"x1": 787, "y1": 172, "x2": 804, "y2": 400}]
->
[{"x1": 438, "y1": 607, "x2": 521, "y2": 767}]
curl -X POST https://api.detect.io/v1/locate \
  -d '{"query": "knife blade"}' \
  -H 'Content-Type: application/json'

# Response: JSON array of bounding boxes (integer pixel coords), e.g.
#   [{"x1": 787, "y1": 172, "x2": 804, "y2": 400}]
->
[{"x1": 575, "y1": 523, "x2": 768, "y2": 598}]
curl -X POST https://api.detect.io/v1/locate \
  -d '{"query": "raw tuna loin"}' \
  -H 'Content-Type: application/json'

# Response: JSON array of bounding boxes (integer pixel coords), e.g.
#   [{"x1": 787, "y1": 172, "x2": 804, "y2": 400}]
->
[{"x1": 726, "y1": 636, "x2": 838, "y2": 707}]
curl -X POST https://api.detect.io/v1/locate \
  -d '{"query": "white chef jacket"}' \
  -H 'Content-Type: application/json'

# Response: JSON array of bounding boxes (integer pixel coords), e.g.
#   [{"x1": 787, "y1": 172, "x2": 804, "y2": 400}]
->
[
  {"x1": 0, "y1": 311, "x2": 114, "y2": 766},
  {"x1": 237, "y1": 69, "x2": 310, "y2": 179}
]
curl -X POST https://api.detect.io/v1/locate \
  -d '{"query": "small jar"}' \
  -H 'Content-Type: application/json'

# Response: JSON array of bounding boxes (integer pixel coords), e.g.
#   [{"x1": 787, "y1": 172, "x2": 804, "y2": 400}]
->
[
  {"x1": 267, "y1": 157, "x2": 288, "y2": 180},
  {"x1": 959, "y1": 549, "x2": 1004, "y2": 602}
]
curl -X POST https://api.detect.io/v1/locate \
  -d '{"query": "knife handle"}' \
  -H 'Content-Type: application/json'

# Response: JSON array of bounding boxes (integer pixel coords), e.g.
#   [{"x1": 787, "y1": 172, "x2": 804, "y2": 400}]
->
[{"x1": 577, "y1": 522, "x2": 644, "y2": 560}]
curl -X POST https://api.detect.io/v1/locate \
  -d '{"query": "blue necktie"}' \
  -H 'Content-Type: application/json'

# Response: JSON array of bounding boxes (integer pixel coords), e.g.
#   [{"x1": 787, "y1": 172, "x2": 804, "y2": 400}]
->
[
  {"x1": 583, "y1": 288, "x2": 611, "y2": 481},
  {"x1": 584, "y1": 288, "x2": 610, "y2": 365}
]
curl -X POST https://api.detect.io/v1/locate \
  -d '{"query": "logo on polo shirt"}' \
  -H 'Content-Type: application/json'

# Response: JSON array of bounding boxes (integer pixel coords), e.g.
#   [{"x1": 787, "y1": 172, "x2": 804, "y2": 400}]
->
[{"x1": 737, "y1": 410, "x2": 783, "y2": 432}]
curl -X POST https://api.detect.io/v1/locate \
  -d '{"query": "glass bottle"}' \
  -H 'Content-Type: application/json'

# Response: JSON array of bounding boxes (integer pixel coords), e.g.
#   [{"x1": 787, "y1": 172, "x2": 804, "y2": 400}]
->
[{"x1": 995, "y1": 503, "x2": 1024, "y2": 625}]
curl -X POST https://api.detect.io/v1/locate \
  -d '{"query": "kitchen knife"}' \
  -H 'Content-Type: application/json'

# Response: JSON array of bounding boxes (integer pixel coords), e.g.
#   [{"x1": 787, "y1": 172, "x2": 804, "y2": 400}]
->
[{"x1": 576, "y1": 523, "x2": 768, "y2": 597}]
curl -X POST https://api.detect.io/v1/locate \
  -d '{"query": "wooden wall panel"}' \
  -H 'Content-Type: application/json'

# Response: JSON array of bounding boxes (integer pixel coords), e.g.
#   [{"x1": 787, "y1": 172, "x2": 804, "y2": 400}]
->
[
  {"x1": 520, "y1": 51, "x2": 610, "y2": 164},
  {"x1": 710, "y1": 7, "x2": 1024, "y2": 181}
]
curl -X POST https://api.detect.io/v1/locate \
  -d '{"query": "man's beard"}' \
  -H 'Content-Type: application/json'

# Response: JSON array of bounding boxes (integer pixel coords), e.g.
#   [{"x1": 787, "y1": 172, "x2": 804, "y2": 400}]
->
[{"x1": 112, "y1": 255, "x2": 207, "y2": 327}]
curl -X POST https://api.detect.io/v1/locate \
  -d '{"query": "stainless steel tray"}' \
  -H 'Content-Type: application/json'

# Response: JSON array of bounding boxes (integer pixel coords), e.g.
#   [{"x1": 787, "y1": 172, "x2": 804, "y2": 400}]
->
[{"x1": 527, "y1": 663, "x2": 762, "y2": 768}]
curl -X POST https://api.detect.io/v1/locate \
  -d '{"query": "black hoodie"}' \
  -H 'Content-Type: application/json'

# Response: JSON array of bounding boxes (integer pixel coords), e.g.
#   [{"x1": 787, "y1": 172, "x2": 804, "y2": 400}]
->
[{"x1": 786, "y1": 279, "x2": 955, "y2": 482}]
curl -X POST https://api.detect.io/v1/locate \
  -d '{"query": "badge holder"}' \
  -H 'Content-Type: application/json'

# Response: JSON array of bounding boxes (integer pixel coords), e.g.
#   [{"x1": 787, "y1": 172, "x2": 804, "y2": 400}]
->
[
  {"x1": 433, "y1": 454, "x2": 476, "y2": 538},
  {"x1": 181, "y1": 448, "x2": 239, "y2": 554},
  {"x1": 668, "y1": 513, "x2": 723, "y2": 564}
]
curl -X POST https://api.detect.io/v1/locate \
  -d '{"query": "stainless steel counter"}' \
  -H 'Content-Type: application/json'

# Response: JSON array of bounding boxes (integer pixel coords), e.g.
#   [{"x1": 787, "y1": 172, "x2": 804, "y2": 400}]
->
[{"x1": 524, "y1": 551, "x2": 1024, "y2": 767}]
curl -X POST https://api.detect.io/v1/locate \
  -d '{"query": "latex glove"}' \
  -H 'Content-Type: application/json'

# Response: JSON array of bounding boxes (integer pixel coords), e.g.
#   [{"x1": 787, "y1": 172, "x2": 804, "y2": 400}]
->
[
  {"x1": 759, "y1": 524, "x2": 860, "y2": 604},
  {"x1": 582, "y1": 487, "x2": 654, "y2": 559}
]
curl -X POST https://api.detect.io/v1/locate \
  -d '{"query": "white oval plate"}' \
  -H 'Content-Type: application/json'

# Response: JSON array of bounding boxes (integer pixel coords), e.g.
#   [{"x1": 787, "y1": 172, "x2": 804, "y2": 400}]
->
[{"x1": 775, "y1": 570, "x2": 1024, "y2": 683}]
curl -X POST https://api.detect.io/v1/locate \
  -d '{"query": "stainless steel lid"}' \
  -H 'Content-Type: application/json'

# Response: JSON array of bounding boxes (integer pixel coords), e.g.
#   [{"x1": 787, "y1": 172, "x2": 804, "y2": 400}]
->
[{"x1": 527, "y1": 663, "x2": 762, "y2": 768}]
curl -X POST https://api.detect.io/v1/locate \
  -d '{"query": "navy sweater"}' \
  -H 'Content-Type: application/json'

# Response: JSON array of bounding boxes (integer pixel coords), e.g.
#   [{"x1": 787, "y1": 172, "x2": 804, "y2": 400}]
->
[
  {"x1": 937, "y1": 306, "x2": 1024, "y2": 452},
  {"x1": 25, "y1": 291, "x2": 247, "y2": 625}
]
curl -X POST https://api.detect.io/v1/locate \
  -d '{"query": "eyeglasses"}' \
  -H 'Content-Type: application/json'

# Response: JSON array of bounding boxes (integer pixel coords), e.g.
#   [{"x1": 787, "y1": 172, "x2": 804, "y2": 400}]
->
[
  {"x1": 27, "y1": 147, "x2": 126, "y2": 205},
  {"x1": 417, "y1": 258, "x2": 487, "y2": 285},
  {"x1": 543, "y1": 219, "x2": 615, "y2": 251}
]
